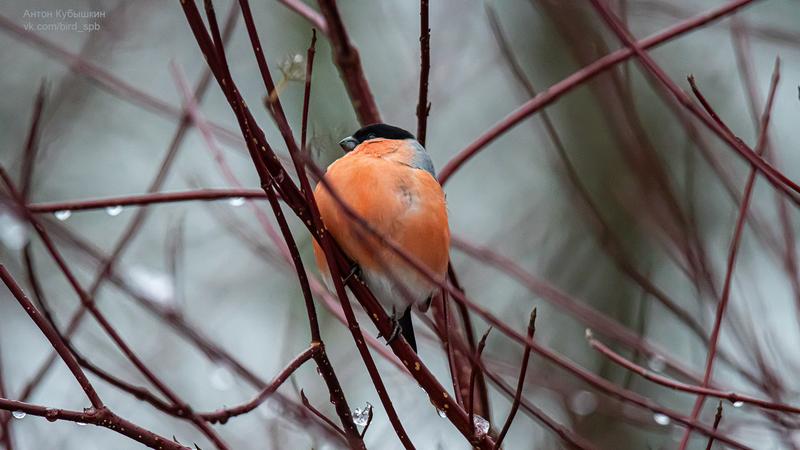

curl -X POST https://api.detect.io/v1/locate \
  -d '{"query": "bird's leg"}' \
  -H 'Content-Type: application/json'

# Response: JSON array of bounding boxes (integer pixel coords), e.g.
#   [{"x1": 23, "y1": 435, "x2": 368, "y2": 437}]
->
[
  {"x1": 342, "y1": 262, "x2": 362, "y2": 284},
  {"x1": 377, "y1": 306, "x2": 403, "y2": 345}
]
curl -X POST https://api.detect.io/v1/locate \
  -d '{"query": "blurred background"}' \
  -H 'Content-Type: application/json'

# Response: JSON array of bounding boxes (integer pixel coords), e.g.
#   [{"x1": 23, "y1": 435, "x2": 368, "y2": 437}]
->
[{"x1": 1, "y1": 0, "x2": 800, "y2": 448}]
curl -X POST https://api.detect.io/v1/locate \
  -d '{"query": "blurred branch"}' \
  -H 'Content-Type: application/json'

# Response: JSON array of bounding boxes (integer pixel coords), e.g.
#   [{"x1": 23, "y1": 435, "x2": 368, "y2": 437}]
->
[
  {"x1": 588, "y1": 0, "x2": 800, "y2": 207},
  {"x1": 316, "y1": 0, "x2": 381, "y2": 125},
  {"x1": 587, "y1": 333, "x2": 800, "y2": 414},
  {"x1": 438, "y1": 0, "x2": 757, "y2": 185},
  {"x1": 677, "y1": 57, "x2": 781, "y2": 449},
  {"x1": 18, "y1": 81, "x2": 47, "y2": 200},
  {"x1": 278, "y1": 0, "x2": 328, "y2": 34},
  {"x1": 0, "y1": 14, "x2": 244, "y2": 148}
]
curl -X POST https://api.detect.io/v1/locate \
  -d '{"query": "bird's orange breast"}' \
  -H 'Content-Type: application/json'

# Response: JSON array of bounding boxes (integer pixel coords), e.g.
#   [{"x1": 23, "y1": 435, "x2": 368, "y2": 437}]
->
[{"x1": 312, "y1": 140, "x2": 450, "y2": 293}]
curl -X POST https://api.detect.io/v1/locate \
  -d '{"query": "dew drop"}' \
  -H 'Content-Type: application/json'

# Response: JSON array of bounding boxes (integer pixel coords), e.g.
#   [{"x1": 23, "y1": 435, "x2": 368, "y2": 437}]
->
[
  {"x1": 54, "y1": 210, "x2": 72, "y2": 221},
  {"x1": 569, "y1": 390, "x2": 598, "y2": 416},
  {"x1": 732, "y1": 401, "x2": 744, "y2": 408},
  {"x1": 352, "y1": 402, "x2": 372, "y2": 427},
  {"x1": 316, "y1": 366, "x2": 323, "y2": 376},
  {"x1": 473, "y1": 415, "x2": 490, "y2": 437},
  {"x1": 437, "y1": 408, "x2": 446, "y2": 418},
  {"x1": 12, "y1": 411, "x2": 26, "y2": 419},
  {"x1": 647, "y1": 354, "x2": 666, "y2": 372},
  {"x1": 228, "y1": 197, "x2": 246, "y2": 207},
  {"x1": 210, "y1": 365, "x2": 234, "y2": 391},
  {"x1": 105, "y1": 205, "x2": 123, "y2": 216},
  {"x1": 76, "y1": 421, "x2": 87, "y2": 426},
  {"x1": 653, "y1": 413, "x2": 671, "y2": 426}
]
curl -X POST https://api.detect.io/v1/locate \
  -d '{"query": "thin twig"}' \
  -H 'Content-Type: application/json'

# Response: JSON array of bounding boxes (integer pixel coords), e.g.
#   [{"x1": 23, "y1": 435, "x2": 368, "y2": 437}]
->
[
  {"x1": 468, "y1": 327, "x2": 491, "y2": 441},
  {"x1": 198, "y1": 345, "x2": 320, "y2": 423},
  {"x1": 495, "y1": 308, "x2": 536, "y2": 447},
  {"x1": 587, "y1": 333, "x2": 800, "y2": 414},
  {"x1": 704, "y1": 402, "x2": 724, "y2": 450},
  {"x1": 28, "y1": 189, "x2": 268, "y2": 213},
  {"x1": 415, "y1": 0, "x2": 431, "y2": 145},
  {"x1": 300, "y1": 390, "x2": 346, "y2": 437}
]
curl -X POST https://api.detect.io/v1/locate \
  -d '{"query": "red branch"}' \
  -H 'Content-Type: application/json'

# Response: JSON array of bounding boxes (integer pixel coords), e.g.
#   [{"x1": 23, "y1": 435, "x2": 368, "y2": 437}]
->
[
  {"x1": 587, "y1": 334, "x2": 800, "y2": 414},
  {"x1": 27, "y1": 189, "x2": 267, "y2": 213},
  {"x1": 438, "y1": 0, "x2": 756, "y2": 185},
  {"x1": 0, "y1": 266, "x2": 187, "y2": 450}
]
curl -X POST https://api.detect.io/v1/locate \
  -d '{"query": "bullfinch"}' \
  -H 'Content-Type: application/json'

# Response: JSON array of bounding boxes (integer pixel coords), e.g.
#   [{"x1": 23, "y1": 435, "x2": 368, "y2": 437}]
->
[{"x1": 312, "y1": 123, "x2": 450, "y2": 352}]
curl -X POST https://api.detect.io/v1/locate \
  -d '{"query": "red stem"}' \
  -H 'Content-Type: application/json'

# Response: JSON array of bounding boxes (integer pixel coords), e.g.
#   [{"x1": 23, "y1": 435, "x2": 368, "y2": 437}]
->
[
  {"x1": 495, "y1": 309, "x2": 536, "y2": 447},
  {"x1": 198, "y1": 345, "x2": 319, "y2": 423}
]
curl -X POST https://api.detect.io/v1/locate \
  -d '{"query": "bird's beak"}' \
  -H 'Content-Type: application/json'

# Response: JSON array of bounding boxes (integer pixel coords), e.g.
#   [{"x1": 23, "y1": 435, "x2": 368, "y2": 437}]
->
[{"x1": 338, "y1": 136, "x2": 358, "y2": 152}]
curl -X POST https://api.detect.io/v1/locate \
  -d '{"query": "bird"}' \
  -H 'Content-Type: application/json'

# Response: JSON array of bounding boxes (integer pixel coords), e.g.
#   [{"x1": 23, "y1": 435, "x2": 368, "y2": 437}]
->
[{"x1": 312, "y1": 123, "x2": 450, "y2": 352}]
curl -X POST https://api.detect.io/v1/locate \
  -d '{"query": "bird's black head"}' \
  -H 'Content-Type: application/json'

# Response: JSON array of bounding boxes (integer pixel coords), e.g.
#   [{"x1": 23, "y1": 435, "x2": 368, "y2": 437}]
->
[{"x1": 339, "y1": 123, "x2": 415, "y2": 152}]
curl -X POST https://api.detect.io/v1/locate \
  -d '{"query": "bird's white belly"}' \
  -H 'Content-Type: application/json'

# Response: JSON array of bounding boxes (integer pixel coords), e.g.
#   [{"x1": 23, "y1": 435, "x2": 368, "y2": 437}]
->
[
  {"x1": 318, "y1": 266, "x2": 433, "y2": 310},
  {"x1": 361, "y1": 267, "x2": 433, "y2": 310}
]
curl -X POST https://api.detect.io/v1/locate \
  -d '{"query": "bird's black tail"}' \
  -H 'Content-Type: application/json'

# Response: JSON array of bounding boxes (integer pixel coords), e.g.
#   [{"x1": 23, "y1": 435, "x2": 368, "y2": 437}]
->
[{"x1": 399, "y1": 307, "x2": 417, "y2": 353}]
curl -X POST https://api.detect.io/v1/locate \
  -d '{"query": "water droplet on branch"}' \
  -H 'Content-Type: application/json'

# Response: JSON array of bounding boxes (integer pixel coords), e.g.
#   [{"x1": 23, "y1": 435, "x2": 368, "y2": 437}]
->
[
  {"x1": 732, "y1": 400, "x2": 744, "y2": 408},
  {"x1": 105, "y1": 205, "x2": 124, "y2": 216},
  {"x1": 352, "y1": 402, "x2": 372, "y2": 427},
  {"x1": 653, "y1": 413, "x2": 671, "y2": 426},
  {"x1": 12, "y1": 411, "x2": 26, "y2": 419},
  {"x1": 473, "y1": 415, "x2": 490, "y2": 437},
  {"x1": 54, "y1": 210, "x2": 72, "y2": 221},
  {"x1": 228, "y1": 197, "x2": 245, "y2": 207}
]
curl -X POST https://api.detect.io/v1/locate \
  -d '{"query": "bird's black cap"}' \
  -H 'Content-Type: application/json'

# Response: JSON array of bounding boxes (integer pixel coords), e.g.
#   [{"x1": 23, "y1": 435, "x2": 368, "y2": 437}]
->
[
  {"x1": 352, "y1": 123, "x2": 414, "y2": 143},
  {"x1": 340, "y1": 123, "x2": 415, "y2": 151}
]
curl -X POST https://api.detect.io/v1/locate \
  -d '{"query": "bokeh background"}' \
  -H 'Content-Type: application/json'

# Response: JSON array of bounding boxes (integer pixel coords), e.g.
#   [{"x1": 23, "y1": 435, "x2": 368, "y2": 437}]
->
[{"x1": 1, "y1": 0, "x2": 800, "y2": 448}]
